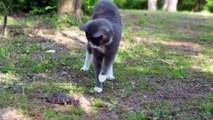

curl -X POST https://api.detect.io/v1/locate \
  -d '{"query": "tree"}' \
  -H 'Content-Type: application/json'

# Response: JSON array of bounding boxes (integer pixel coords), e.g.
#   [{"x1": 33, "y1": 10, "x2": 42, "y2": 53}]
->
[
  {"x1": 0, "y1": 0, "x2": 9, "y2": 37},
  {"x1": 58, "y1": 0, "x2": 82, "y2": 22},
  {"x1": 193, "y1": 0, "x2": 207, "y2": 12},
  {"x1": 163, "y1": 0, "x2": 178, "y2": 12},
  {"x1": 148, "y1": 0, "x2": 157, "y2": 10}
]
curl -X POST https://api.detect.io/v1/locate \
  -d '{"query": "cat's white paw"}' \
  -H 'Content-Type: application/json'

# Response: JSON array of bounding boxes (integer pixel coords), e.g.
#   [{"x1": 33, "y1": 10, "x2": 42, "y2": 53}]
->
[
  {"x1": 107, "y1": 75, "x2": 115, "y2": 80},
  {"x1": 94, "y1": 87, "x2": 103, "y2": 93},
  {"x1": 80, "y1": 66, "x2": 89, "y2": 71},
  {"x1": 99, "y1": 74, "x2": 107, "y2": 82}
]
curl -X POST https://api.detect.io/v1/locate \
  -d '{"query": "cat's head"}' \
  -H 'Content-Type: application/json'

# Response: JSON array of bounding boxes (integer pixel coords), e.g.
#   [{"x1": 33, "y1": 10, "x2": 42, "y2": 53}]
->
[{"x1": 80, "y1": 19, "x2": 113, "y2": 47}]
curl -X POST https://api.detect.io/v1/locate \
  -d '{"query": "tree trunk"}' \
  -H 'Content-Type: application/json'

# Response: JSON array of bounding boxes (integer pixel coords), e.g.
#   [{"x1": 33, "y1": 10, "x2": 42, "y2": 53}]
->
[
  {"x1": 58, "y1": 0, "x2": 82, "y2": 22},
  {"x1": 193, "y1": 0, "x2": 207, "y2": 12},
  {"x1": 1, "y1": 0, "x2": 9, "y2": 37},
  {"x1": 163, "y1": 0, "x2": 178, "y2": 12},
  {"x1": 71, "y1": 0, "x2": 82, "y2": 23},
  {"x1": 163, "y1": 0, "x2": 169, "y2": 10},
  {"x1": 148, "y1": 0, "x2": 157, "y2": 11}
]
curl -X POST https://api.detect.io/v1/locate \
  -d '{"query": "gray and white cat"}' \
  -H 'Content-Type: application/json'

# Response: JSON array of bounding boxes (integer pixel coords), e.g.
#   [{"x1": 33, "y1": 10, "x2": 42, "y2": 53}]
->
[{"x1": 80, "y1": 0, "x2": 122, "y2": 93}]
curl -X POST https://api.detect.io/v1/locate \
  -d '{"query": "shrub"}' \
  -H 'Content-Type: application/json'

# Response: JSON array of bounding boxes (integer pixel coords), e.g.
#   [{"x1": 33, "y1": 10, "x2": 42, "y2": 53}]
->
[
  {"x1": 177, "y1": 0, "x2": 195, "y2": 11},
  {"x1": 206, "y1": 0, "x2": 213, "y2": 12},
  {"x1": 82, "y1": 0, "x2": 98, "y2": 15},
  {"x1": 9, "y1": 0, "x2": 57, "y2": 14}
]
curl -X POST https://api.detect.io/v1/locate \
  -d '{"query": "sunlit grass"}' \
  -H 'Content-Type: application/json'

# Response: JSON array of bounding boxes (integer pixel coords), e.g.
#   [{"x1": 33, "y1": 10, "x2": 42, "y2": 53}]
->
[{"x1": 0, "y1": 15, "x2": 40, "y2": 26}]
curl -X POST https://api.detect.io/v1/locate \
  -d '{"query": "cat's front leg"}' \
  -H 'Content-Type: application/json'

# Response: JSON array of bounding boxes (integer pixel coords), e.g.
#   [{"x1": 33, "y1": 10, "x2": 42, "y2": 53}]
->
[
  {"x1": 107, "y1": 65, "x2": 115, "y2": 80},
  {"x1": 81, "y1": 51, "x2": 93, "y2": 71},
  {"x1": 99, "y1": 57, "x2": 114, "y2": 82},
  {"x1": 93, "y1": 51, "x2": 104, "y2": 93},
  {"x1": 99, "y1": 64, "x2": 115, "y2": 82}
]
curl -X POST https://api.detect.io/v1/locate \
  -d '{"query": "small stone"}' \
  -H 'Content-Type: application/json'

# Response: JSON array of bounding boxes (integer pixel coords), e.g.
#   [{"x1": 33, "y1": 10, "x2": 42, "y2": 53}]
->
[{"x1": 45, "y1": 50, "x2": 56, "y2": 53}]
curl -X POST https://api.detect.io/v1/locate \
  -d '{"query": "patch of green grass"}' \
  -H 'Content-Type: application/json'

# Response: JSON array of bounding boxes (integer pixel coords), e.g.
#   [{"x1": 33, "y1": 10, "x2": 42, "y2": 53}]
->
[
  {"x1": 19, "y1": 54, "x2": 29, "y2": 64},
  {"x1": 139, "y1": 16, "x2": 145, "y2": 25},
  {"x1": 43, "y1": 108, "x2": 55, "y2": 118},
  {"x1": 70, "y1": 107, "x2": 85, "y2": 116},
  {"x1": 202, "y1": 23, "x2": 213, "y2": 29},
  {"x1": 0, "y1": 13, "x2": 79, "y2": 31},
  {"x1": 0, "y1": 47, "x2": 12, "y2": 58},
  {"x1": 0, "y1": 63, "x2": 15, "y2": 73},
  {"x1": 93, "y1": 99, "x2": 105, "y2": 108},
  {"x1": 200, "y1": 94, "x2": 213, "y2": 116},
  {"x1": 0, "y1": 91, "x2": 24, "y2": 107},
  {"x1": 0, "y1": 16, "x2": 35, "y2": 26},
  {"x1": 125, "y1": 111, "x2": 147, "y2": 120},
  {"x1": 202, "y1": 104, "x2": 213, "y2": 116}
]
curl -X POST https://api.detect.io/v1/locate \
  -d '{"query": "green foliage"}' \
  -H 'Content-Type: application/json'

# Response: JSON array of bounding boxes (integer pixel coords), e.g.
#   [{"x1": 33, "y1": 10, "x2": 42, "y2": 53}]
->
[
  {"x1": 32, "y1": 64, "x2": 43, "y2": 72},
  {"x1": 9, "y1": 0, "x2": 57, "y2": 14},
  {"x1": 0, "y1": 63, "x2": 15, "y2": 73},
  {"x1": 208, "y1": 105, "x2": 213, "y2": 114},
  {"x1": 58, "y1": 16, "x2": 79, "y2": 27},
  {"x1": 206, "y1": 0, "x2": 213, "y2": 12},
  {"x1": 114, "y1": 0, "x2": 126, "y2": 8},
  {"x1": 82, "y1": 0, "x2": 98, "y2": 15},
  {"x1": 114, "y1": 0, "x2": 147, "y2": 9},
  {"x1": 19, "y1": 54, "x2": 29, "y2": 62},
  {"x1": 93, "y1": 99, "x2": 105, "y2": 108},
  {"x1": 177, "y1": 0, "x2": 212, "y2": 12},
  {"x1": 177, "y1": 0, "x2": 196, "y2": 11}
]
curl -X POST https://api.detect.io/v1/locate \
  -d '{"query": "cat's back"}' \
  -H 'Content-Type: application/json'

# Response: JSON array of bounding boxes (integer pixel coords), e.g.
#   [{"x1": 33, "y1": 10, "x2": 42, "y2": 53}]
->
[{"x1": 92, "y1": 0, "x2": 121, "y2": 25}]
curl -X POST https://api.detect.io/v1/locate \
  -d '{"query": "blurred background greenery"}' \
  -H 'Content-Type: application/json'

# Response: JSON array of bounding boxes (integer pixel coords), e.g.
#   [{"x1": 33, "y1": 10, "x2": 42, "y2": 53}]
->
[{"x1": 1, "y1": 0, "x2": 213, "y2": 15}]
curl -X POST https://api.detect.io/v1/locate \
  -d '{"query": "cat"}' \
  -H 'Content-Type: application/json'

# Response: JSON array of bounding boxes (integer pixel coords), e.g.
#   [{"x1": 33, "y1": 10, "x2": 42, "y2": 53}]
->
[{"x1": 80, "y1": 0, "x2": 122, "y2": 93}]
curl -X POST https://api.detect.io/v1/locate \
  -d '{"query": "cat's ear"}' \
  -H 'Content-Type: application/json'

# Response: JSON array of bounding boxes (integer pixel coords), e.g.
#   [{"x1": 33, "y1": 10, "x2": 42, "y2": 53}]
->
[
  {"x1": 93, "y1": 31, "x2": 104, "y2": 38},
  {"x1": 80, "y1": 20, "x2": 92, "y2": 32},
  {"x1": 80, "y1": 25, "x2": 88, "y2": 31}
]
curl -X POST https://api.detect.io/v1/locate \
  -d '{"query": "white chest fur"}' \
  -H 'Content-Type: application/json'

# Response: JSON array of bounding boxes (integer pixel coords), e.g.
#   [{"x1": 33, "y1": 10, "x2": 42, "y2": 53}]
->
[
  {"x1": 89, "y1": 37, "x2": 112, "y2": 53},
  {"x1": 89, "y1": 42, "x2": 106, "y2": 53}
]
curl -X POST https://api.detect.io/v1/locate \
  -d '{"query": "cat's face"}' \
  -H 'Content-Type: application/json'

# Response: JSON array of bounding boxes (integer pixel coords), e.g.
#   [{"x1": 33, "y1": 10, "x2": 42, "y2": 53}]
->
[
  {"x1": 80, "y1": 19, "x2": 113, "y2": 47},
  {"x1": 85, "y1": 29, "x2": 110, "y2": 47}
]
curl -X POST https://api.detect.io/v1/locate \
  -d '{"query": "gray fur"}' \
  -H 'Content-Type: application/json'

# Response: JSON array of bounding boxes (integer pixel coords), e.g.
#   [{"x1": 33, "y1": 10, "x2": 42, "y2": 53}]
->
[{"x1": 80, "y1": 0, "x2": 122, "y2": 92}]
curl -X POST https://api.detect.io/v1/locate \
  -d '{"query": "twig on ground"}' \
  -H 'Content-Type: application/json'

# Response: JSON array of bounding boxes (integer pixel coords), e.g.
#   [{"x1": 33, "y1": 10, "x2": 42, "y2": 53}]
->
[{"x1": 158, "y1": 58, "x2": 176, "y2": 66}]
